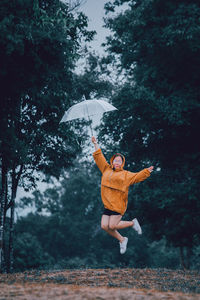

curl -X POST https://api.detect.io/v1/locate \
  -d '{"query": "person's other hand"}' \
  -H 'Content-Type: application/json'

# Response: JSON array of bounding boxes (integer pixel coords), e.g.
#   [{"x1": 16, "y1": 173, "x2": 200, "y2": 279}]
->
[{"x1": 147, "y1": 166, "x2": 154, "y2": 172}]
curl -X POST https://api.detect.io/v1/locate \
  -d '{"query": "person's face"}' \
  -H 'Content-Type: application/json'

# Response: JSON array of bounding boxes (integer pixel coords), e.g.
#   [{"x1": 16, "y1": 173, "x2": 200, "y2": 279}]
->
[{"x1": 113, "y1": 156, "x2": 123, "y2": 169}]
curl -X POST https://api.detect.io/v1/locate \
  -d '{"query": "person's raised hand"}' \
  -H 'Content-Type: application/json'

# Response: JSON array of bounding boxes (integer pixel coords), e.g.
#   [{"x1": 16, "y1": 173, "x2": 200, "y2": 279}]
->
[
  {"x1": 147, "y1": 166, "x2": 154, "y2": 172},
  {"x1": 91, "y1": 136, "x2": 97, "y2": 144}
]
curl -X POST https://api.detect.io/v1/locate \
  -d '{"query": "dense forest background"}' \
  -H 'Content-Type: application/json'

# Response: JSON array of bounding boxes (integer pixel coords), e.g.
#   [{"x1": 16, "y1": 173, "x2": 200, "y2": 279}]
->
[{"x1": 0, "y1": 0, "x2": 199, "y2": 273}]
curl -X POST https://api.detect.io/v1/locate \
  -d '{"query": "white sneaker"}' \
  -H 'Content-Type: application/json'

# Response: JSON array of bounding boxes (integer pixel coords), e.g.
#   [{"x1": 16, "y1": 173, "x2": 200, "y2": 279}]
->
[
  {"x1": 119, "y1": 237, "x2": 128, "y2": 254},
  {"x1": 132, "y1": 218, "x2": 142, "y2": 235}
]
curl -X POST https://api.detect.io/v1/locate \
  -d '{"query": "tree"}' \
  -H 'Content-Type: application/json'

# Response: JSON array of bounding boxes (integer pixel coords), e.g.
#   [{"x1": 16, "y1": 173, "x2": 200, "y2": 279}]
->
[
  {"x1": 98, "y1": 0, "x2": 200, "y2": 268},
  {"x1": 0, "y1": 0, "x2": 94, "y2": 272}
]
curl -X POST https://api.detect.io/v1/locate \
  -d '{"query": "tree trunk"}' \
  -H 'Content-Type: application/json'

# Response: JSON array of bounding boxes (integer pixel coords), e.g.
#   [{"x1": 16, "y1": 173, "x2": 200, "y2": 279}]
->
[
  {"x1": 7, "y1": 176, "x2": 17, "y2": 273},
  {"x1": 0, "y1": 164, "x2": 7, "y2": 273},
  {"x1": 179, "y1": 246, "x2": 187, "y2": 270},
  {"x1": 8, "y1": 200, "x2": 15, "y2": 273},
  {"x1": 7, "y1": 165, "x2": 23, "y2": 273},
  {"x1": 3, "y1": 173, "x2": 8, "y2": 227},
  {"x1": 3, "y1": 173, "x2": 8, "y2": 272},
  {"x1": 186, "y1": 246, "x2": 192, "y2": 270}
]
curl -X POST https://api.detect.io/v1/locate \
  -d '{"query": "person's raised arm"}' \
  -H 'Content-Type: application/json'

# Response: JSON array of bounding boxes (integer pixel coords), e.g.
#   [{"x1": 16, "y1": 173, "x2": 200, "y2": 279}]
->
[
  {"x1": 91, "y1": 136, "x2": 109, "y2": 174},
  {"x1": 91, "y1": 136, "x2": 100, "y2": 151}
]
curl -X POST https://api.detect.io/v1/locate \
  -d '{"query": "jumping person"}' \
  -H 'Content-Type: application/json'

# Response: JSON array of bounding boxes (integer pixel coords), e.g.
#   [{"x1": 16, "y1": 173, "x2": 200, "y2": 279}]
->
[{"x1": 92, "y1": 136, "x2": 154, "y2": 254}]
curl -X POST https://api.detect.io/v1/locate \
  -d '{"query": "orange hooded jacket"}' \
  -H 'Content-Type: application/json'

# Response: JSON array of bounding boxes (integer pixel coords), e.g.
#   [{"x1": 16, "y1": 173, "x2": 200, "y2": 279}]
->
[{"x1": 93, "y1": 148, "x2": 151, "y2": 215}]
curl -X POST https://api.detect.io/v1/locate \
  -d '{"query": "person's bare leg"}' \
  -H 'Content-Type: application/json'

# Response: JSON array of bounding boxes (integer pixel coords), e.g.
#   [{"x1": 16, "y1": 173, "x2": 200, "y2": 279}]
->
[
  {"x1": 106, "y1": 227, "x2": 124, "y2": 242},
  {"x1": 101, "y1": 215, "x2": 124, "y2": 243},
  {"x1": 109, "y1": 215, "x2": 134, "y2": 230},
  {"x1": 115, "y1": 220, "x2": 134, "y2": 229}
]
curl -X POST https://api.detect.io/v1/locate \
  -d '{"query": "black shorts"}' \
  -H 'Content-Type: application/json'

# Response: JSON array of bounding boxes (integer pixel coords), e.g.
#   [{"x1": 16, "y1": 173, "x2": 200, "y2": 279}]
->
[{"x1": 103, "y1": 208, "x2": 121, "y2": 216}]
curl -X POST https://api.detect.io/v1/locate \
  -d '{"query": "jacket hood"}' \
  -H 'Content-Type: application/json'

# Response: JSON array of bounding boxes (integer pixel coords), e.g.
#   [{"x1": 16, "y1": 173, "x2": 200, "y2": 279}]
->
[{"x1": 110, "y1": 153, "x2": 125, "y2": 171}]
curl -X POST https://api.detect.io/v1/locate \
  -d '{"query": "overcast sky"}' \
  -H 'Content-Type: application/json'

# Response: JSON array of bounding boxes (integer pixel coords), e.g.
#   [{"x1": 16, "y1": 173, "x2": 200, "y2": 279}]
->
[{"x1": 80, "y1": 0, "x2": 110, "y2": 54}]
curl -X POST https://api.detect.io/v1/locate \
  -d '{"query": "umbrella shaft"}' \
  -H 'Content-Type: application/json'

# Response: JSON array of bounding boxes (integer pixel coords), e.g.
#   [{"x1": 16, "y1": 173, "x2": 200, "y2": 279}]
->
[{"x1": 86, "y1": 103, "x2": 94, "y2": 136}]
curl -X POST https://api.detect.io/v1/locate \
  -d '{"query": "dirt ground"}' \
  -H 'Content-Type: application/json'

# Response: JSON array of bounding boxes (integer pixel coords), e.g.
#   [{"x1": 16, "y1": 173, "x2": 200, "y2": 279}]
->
[{"x1": 0, "y1": 268, "x2": 199, "y2": 299}]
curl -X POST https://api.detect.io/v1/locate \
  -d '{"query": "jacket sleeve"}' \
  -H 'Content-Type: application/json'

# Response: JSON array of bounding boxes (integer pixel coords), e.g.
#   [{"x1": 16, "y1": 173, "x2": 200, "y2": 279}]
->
[
  {"x1": 126, "y1": 169, "x2": 150, "y2": 185},
  {"x1": 93, "y1": 148, "x2": 110, "y2": 174}
]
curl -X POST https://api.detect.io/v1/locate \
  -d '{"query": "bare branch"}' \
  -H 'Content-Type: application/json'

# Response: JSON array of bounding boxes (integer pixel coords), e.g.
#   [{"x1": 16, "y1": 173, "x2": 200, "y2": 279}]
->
[{"x1": 60, "y1": 0, "x2": 87, "y2": 12}]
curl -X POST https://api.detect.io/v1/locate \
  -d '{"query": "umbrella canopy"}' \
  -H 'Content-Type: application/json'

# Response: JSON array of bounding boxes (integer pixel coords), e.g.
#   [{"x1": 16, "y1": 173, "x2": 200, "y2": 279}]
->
[{"x1": 60, "y1": 95, "x2": 118, "y2": 135}]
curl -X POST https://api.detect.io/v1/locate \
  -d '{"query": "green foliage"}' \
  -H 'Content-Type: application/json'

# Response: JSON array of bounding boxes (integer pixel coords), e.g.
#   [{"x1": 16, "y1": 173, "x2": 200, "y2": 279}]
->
[
  {"x1": 148, "y1": 238, "x2": 180, "y2": 269},
  {"x1": 14, "y1": 161, "x2": 199, "y2": 271},
  {"x1": 13, "y1": 232, "x2": 53, "y2": 271},
  {"x1": 71, "y1": 51, "x2": 114, "y2": 101},
  {"x1": 99, "y1": 0, "x2": 200, "y2": 256}
]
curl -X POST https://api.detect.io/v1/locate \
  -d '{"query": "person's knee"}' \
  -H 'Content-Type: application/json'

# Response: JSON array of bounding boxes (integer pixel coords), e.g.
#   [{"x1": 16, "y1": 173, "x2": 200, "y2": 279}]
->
[
  {"x1": 101, "y1": 223, "x2": 109, "y2": 231},
  {"x1": 109, "y1": 223, "x2": 116, "y2": 230}
]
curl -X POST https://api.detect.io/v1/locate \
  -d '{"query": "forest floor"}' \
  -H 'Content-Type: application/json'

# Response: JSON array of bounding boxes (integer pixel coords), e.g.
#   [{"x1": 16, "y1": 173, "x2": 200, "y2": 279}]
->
[{"x1": 0, "y1": 268, "x2": 199, "y2": 299}]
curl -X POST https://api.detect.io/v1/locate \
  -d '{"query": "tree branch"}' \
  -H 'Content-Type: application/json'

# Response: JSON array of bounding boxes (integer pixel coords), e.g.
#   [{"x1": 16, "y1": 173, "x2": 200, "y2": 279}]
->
[{"x1": 61, "y1": 0, "x2": 87, "y2": 12}]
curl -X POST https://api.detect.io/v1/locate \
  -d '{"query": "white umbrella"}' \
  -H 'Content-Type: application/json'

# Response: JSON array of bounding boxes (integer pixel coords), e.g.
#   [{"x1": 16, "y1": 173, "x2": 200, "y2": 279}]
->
[{"x1": 60, "y1": 95, "x2": 118, "y2": 135}]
